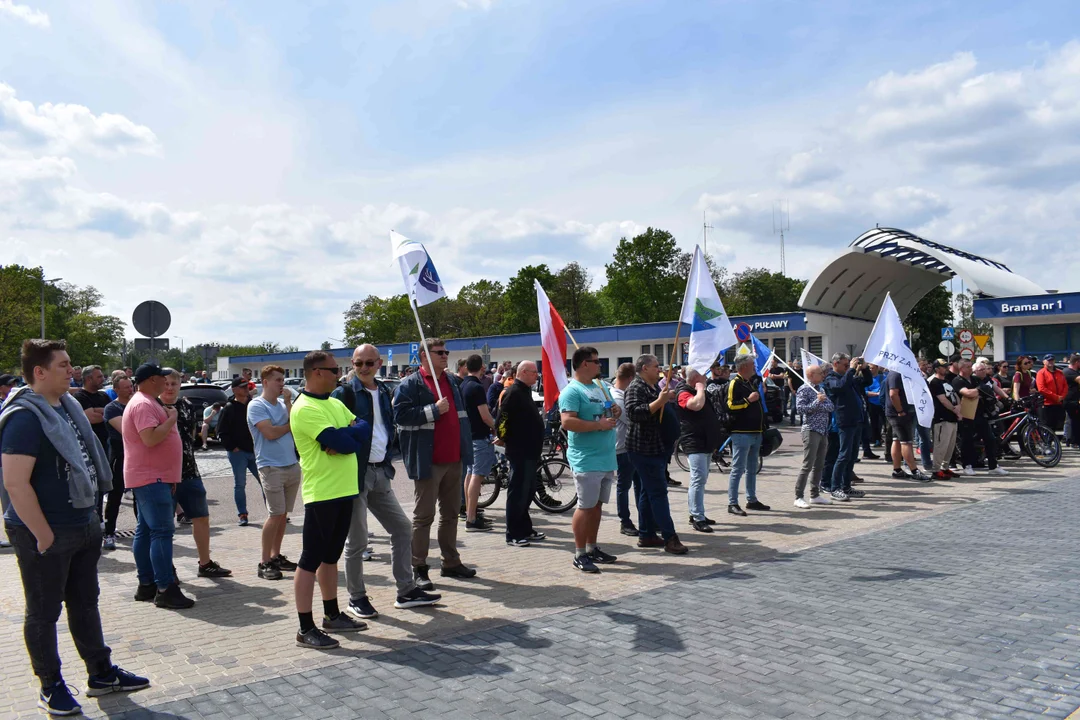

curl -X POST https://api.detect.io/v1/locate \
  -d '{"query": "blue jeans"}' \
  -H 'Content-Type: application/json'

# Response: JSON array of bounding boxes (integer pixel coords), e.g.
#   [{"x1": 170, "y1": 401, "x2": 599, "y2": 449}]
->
[
  {"x1": 227, "y1": 450, "x2": 262, "y2": 517},
  {"x1": 831, "y1": 425, "x2": 859, "y2": 492},
  {"x1": 627, "y1": 452, "x2": 676, "y2": 541},
  {"x1": 132, "y1": 482, "x2": 176, "y2": 590},
  {"x1": 615, "y1": 452, "x2": 641, "y2": 527},
  {"x1": 822, "y1": 430, "x2": 840, "y2": 491},
  {"x1": 687, "y1": 452, "x2": 710, "y2": 520},
  {"x1": 915, "y1": 423, "x2": 933, "y2": 470},
  {"x1": 728, "y1": 433, "x2": 762, "y2": 505}
]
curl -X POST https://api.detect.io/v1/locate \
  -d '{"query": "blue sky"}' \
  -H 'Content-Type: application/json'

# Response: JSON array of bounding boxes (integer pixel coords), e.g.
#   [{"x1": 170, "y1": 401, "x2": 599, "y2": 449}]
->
[{"x1": 1, "y1": 0, "x2": 1079, "y2": 348}]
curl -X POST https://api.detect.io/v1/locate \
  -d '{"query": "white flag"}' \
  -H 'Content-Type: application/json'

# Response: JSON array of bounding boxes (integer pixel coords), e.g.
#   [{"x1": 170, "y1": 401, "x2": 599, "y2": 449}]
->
[
  {"x1": 391, "y1": 230, "x2": 446, "y2": 307},
  {"x1": 863, "y1": 293, "x2": 933, "y2": 428},
  {"x1": 678, "y1": 245, "x2": 737, "y2": 374},
  {"x1": 801, "y1": 347, "x2": 826, "y2": 370}
]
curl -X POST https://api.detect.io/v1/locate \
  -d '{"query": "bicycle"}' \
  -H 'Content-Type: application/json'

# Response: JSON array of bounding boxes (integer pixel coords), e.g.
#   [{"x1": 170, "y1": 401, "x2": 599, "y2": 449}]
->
[
  {"x1": 991, "y1": 393, "x2": 1061, "y2": 468},
  {"x1": 476, "y1": 443, "x2": 577, "y2": 513},
  {"x1": 673, "y1": 433, "x2": 763, "y2": 474}
]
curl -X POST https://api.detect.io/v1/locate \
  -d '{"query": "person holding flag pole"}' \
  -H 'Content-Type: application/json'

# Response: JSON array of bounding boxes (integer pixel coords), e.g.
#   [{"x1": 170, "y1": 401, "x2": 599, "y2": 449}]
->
[{"x1": 389, "y1": 232, "x2": 477, "y2": 589}]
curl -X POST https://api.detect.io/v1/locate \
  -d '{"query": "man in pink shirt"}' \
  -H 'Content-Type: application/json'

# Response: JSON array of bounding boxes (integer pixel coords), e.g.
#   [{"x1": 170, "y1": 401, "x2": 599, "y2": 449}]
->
[{"x1": 122, "y1": 364, "x2": 194, "y2": 610}]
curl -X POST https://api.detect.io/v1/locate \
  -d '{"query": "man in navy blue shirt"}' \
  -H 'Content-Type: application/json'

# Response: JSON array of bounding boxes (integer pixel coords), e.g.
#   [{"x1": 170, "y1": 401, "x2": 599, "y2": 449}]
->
[{"x1": 1, "y1": 339, "x2": 149, "y2": 716}]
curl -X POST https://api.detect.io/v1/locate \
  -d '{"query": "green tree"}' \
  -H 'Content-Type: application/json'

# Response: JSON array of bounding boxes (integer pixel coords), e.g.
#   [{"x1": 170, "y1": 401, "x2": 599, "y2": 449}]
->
[
  {"x1": 550, "y1": 262, "x2": 604, "y2": 328},
  {"x1": 502, "y1": 264, "x2": 557, "y2": 334},
  {"x1": 0, "y1": 265, "x2": 42, "y2": 371},
  {"x1": 722, "y1": 268, "x2": 807, "y2": 316},
  {"x1": 953, "y1": 290, "x2": 992, "y2": 336},
  {"x1": 457, "y1": 280, "x2": 506, "y2": 337},
  {"x1": 343, "y1": 294, "x2": 415, "y2": 345},
  {"x1": 602, "y1": 228, "x2": 683, "y2": 324},
  {"x1": 904, "y1": 285, "x2": 952, "y2": 358}
]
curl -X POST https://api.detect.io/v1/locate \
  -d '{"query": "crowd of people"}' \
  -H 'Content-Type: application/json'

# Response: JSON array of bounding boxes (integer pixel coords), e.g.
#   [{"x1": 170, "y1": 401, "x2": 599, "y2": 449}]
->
[{"x1": 1, "y1": 336, "x2": 1077, "y2": 716}]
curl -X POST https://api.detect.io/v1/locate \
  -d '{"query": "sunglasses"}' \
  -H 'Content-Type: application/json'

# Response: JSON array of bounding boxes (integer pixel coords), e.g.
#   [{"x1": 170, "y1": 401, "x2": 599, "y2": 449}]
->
[
  {"x1": 428, "y1": 350, "x2": 450, "y2": 357},
  {"x1": 314, "y1": 366, "x2": 341, "y2": 375},
  {"x1": 352, "y1": 360, "x2": 378, "y2": 368}
]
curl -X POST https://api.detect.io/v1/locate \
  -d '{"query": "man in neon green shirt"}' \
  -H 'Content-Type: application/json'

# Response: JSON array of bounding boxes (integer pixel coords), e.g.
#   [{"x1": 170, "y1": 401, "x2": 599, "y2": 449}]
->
[{"x1": 289, "y1": 351, "x2": 370, "y2": 649}]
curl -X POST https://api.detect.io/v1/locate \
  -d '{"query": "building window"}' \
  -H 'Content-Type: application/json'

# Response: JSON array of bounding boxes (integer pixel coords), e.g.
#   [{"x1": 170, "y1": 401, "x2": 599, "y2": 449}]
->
[
  {"x1": 1005, "y1": 327, "x2": 1022, "y2": 356},
  {"x1": 654, "y1": 344, "x2": 665, "y2": 364},
  {"x1": 641, "y1": 344, "x2": 650, "y2": 357},
  {"x1": 809, "y1": 336, "x2": 823, "y2": 356},
  {"x1": 617, "y1": 356, "x2": 632, "y2": 368},
  {"x1": 599, "y1": 359, "x2": 610, "y2": 378},
  {"x1": 1023, "y1": 324, "x2": 1068, "y2": 357},
  {"x1": 772, "y1": 337, "x2": 787, "y2": 361}
]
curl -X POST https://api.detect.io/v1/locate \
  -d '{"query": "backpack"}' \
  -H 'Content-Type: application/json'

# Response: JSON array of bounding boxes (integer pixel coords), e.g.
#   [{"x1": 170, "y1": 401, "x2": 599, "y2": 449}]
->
[{"x1": 707, "y1": 380, "x2": 734, "y2": 431}]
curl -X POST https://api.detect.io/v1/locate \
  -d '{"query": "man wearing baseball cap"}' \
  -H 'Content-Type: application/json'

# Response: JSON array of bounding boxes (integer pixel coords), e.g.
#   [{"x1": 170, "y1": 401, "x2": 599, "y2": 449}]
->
[
  {"x1": 123, "y1": 363, "x2": 194, "y2": 610},
  {"x1": 218, "y1": 377, "x2": 262, "y2": 526},
  {"x1": 0, "y1": 373, "x2": 17, "y2": 404},
  {"x1": 1035, "y1": 354, "x2": 1068, "y2": 432}
]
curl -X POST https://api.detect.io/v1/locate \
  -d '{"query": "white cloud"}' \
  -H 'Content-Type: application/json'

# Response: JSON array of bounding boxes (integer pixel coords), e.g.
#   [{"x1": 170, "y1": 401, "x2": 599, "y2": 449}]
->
[
  {"x1": 0, "y1": 82, "x2": 160, "y2": 157},
  {"x1": 0, "y1": 0, "x2": 48, "y2": 28},
  {"x1": 455, "y1": 0, "x2": 497, "y2": 9},
  {"x1": 779, "y1": 147, "x2": 842, "y2": 186}
]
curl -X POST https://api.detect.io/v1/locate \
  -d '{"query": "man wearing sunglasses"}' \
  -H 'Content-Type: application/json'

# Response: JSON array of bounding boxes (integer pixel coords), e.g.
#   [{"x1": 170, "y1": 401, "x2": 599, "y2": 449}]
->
[
  {"x1": 289, "y1": 351, "x2": 369, "y2": 649},
  {"x1": 332, "y1": 345, "x2": 441, "y2": 620},
  {"x1": 393, "y1": 338, "x2": 477, "y2": 590}
]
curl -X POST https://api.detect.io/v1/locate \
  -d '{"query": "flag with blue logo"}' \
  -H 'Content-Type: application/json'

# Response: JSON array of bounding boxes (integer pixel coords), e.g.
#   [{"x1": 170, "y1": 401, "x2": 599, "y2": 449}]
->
[
  {"x1": 677, "y1": 245, "x2": 737, "y2": 374},
  {"x1": 749, "y1": 333, "x2": 775, "y2": 414},
  {"x1": 391, "y1": 230, "x2": 446, "y2": 307}
]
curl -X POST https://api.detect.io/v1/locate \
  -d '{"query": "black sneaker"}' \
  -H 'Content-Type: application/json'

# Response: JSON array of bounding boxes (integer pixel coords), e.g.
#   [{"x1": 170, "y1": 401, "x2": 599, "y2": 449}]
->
[
  {"x1": 851, "y1": 475, "x2": 865, "y2": 484},
  {"x1": 862, "y1": 452, "x2": 880, "y2": 460},
  {"x1": 620, "y1": 523, "x2": 639, "y2": 536},
  {"x1": 527, "y1": 531, "x2": 546, "y2": 542},
  {"x1": 465, "y1": 520, "x2": 492, "y2": 532},
  {"x1": 394, "y1": 587, "x2": 442, "y2": 609},
  {"x1": 295, "y1": 627, "x2": 340, "y2": 650},
  {"x1": 573, "y1": 554, "x2": 600, "y2": 573},
  {"x1": 154, "y1": 582, "x2": 195, "y2": 610},
  {"x1": 691, "y1": 519, "x2": 714, "y2": 533},
  {"x1": 458, "y1": 506, "x2": 467, "y2": 520},
  {"x1": 86, "y1": 665, "x2": 150, "y2": 697},
  {"x1": 891, "y1": 468, "x2": 911, "y2": 479},
  {"x1": 322, "y1": 613, "x2": 367, "y2": 633},
  {"x1": 258, "y1": 561, "x2": 283, "y2": 580},
  {"x1": 506, "y1": 538, "x2": 530, "y2": 547},
  {"x1": 414, "y1": 564, "x2": 435, "y2": 590},
  {"x1": 728, "y1": 504, "x2": 747, "y2": 517},
  {"x1": 197, "y1": 560, "x2": 232, "y2": 578},
  {"x1": 347, "y1": 596, "x2": 379, "y2": 619},
  {"x1": 703, "y1": 516, "x2": 718, "y2": 525},
  {"x1": 666, "y1": 476, "x2": 682, "y2": 487},
  {"x1": 745, "y1": 500, "x2": 771, "y2": 511},
  {"x1": 133, "y1": 583, "x2": 156, "y2": 602},
  {"x1": 38, "y1": 681, "x2": 80, "y2": 716},
  {"x1": 846, "y1": 488, "x2": 866, "y2": 498},
  {"x1": 589, "y1": 547, "x2": 617, "y2": 564},
  {"x1": 272, "y1": 554, "x2": 298, "y2": 571},
  {"x1": 440, "y1": 564, "x2": 477, "y2": 579}
]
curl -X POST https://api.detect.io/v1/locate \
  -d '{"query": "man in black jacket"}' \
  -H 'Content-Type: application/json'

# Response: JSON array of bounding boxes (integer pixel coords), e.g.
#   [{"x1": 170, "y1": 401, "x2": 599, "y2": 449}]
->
[
  {"x1": 677, "y1": 369, "x2": 722, "y2": 532},
  {"x1": 218, "y1": 378, "x2": 261, "y2": 526},
  {"x1": 823, "y1": 353, "x2": 873, "y2": 499},
  {"x1": 497, "y1": 361, "x2": 545, "y2": 547}
]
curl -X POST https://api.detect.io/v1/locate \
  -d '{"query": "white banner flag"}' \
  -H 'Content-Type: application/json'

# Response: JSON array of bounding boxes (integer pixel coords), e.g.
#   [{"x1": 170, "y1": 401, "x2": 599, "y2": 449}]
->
[
  {"x1": 801, "y1": 347, "x2": 826, "y2": 370},
  {"x1": 678, "y1": 245, "x2": 737, "y2": 374},
  {"x1": 863, "y1": 293, "x2": 933, "y2": 428},
  {"x1": 391, "y1": 230, "x2": 446, "y2": 307}
]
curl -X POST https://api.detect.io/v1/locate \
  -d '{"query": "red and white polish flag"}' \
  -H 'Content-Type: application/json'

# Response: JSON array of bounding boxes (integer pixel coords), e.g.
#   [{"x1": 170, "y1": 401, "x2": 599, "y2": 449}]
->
[{"x1": 534, "y1": 280, "x2": 570, "y2": 413}]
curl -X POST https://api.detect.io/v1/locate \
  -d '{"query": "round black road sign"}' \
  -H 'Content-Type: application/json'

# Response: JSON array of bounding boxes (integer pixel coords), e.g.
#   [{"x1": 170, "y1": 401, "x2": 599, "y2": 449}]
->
[{"x1": 132, "y1": 300, "x2": 171, "y2": 338}]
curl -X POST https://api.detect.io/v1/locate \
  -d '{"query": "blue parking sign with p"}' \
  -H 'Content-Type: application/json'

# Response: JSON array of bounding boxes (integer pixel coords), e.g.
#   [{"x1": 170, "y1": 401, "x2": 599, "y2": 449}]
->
[
  {"x1": 409, "y1": 343, "x2": 420, "y2": 365},
  {"x1": 941, "y1": 327, "x2": 955, "y2": 340}
]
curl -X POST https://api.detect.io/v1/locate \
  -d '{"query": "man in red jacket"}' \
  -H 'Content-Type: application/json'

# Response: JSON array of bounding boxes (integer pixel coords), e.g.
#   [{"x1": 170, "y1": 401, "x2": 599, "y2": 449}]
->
[{"x1": 1035, "y1": 354, "x2": 1068, "y2": 432}]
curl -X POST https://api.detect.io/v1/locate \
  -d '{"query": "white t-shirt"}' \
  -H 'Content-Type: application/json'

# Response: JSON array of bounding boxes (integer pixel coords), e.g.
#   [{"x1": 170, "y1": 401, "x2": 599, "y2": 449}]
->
[{"x1": 369, "y1": 386, "x2": 389, "y2": 464}]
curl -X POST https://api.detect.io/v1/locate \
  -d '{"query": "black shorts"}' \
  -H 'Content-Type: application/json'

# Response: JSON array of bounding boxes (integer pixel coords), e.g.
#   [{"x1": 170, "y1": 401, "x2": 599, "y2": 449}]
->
[
  {"x1": 297, "y1": 496, "x2": 356, "y2": 573},
  {"x1": 888, "y1": 414, "x2": 915, "y2": 443}
]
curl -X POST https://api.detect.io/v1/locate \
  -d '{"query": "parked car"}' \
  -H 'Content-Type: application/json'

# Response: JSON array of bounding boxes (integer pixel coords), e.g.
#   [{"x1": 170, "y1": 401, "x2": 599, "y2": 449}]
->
[
  {"x1": 285, "y1": 378, "x2": 304, "y2": 390},
  {"x1": 178, "y1": 383, "x2": 229, "y2": 444},
  {"x1": 226, "y1": 384, "x2": 299, "y2": 401},
  {"x1": 763, "y1": 377, "x2": 785, "y2": 424}
]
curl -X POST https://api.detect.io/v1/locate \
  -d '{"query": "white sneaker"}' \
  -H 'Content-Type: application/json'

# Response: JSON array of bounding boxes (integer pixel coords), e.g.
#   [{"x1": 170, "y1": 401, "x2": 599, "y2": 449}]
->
[
  {"x1": 963, "y1": 465, "x2": 976, "y2": 476},
  {"x1": 361, "y1": 548, "x2": 374, "y2": 561},
  {"x1": 988, "y1": 467, "x2": 1009, "y2": 476},
  {"x1": 809, "y1": 495, "x2": 832, "y2": 505},
  {"x1": 794, "y1": 498, "x2": 811, "y2": 509}
]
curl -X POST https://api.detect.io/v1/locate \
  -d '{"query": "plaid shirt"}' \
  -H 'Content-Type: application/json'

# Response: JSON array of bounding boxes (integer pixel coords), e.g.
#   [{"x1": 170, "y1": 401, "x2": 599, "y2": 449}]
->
[{"x1": 624, "y1": 377, "x2": 666, "y2": 456}]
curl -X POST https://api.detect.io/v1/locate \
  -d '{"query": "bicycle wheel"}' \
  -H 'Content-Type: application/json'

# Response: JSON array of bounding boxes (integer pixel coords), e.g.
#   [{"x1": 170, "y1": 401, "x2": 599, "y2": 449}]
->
[
  {"x1": 476, "y1": 472, "x2": 501, "y2": 508},
  {"x1": 532, "y1": 457, "x2": 577, "y2": 513},
  {"x1": 674, "y1": 440, "x2": 691, "y2": 472},
  {"x1": 1023, "y1": 423, "x2": 1061, "y2": 468}
]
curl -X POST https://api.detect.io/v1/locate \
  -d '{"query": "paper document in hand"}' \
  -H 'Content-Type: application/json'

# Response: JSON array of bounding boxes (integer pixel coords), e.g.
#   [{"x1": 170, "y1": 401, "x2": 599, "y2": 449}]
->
[
  {"x1": 863, "y1": 293, "x2": 934, "y2": 428},
  {"x1": 391, "y1": 230, "x2": 446, "y2": 307},
  {"x1": 677, "y1": 246, "x2": 737, "y2": 374}
]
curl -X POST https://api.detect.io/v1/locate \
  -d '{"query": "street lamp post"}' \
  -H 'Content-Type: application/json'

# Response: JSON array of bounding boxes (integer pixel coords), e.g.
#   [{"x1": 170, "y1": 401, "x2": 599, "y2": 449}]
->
[
  {"x1": 40, "y1": 269, "x2": 62, "y2": 338},
  {"x1": 173, "y1": 336, "x2": 185, "y2": 373}
]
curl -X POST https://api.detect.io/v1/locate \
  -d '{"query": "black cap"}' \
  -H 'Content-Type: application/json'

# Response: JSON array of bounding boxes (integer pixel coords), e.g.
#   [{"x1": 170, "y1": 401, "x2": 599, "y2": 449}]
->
[
  {"x1": 133, "y1": 363, "x2": 166, "y2": 384},
  {"x1": 931, "y1": 359, "x2": 947, "y2": 369},
  {"x1": 0, "y1": 373, "x2": 15, "y2": 386},
  {"x1": 1044, "y1": 353, "x2": 1056, "y2": 361},
  {"x1": 949, "y1": 354, "x2": 962, "y2": 364},
  {"x1": 230, "y1": 377, "x2": 247, "y2": 388}
]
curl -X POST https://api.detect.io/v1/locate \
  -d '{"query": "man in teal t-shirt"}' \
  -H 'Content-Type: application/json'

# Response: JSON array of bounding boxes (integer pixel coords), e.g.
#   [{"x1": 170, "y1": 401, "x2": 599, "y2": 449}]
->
[{"x1": 559, "y1": 346, "x2": 620, "y2": 574}]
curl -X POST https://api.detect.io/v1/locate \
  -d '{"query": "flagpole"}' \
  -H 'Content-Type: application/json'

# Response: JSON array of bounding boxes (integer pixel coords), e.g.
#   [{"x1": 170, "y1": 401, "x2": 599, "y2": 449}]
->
[
  {"x1": 772, "y1": 353, "x2": 811, "y2": 386},
  {"x1": 408, "y1": 295, "x2": 444, "y2": 401},
  {"x1": 659, "y1": 323, "x2": 683, "y2": 422}
]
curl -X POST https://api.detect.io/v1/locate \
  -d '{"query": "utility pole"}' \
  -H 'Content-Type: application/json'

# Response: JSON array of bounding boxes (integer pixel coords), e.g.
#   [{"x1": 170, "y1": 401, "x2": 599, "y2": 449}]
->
[
  {"x1": 773, "y1": 200, "x2": 790, "y2": 275},
  {"x1": 703, "y1": 211, "x2": 714, "y2": 256}
]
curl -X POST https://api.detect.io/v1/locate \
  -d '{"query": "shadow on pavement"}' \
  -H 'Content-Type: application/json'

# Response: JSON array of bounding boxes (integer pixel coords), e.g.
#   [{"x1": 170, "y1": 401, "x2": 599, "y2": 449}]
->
[{"x1": 849, "y1": 566, "x2": 954, "y2": 582}]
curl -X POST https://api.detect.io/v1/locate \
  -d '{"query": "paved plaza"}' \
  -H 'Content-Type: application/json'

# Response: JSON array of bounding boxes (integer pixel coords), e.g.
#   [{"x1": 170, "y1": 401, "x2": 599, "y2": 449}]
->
[{"x1": 2, "y1": 426, "x2": 1080, "y2": 719}]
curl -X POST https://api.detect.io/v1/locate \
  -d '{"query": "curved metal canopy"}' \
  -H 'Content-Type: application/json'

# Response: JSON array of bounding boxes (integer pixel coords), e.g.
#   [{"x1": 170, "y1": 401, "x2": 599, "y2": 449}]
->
[{"x1": 798, "y1": 228, "x2": 1046, "y2": 321}]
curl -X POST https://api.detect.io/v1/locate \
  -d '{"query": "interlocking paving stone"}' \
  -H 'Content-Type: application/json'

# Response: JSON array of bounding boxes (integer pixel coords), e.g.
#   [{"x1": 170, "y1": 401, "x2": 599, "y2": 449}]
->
[{"x1": 70, "y1": 471, "x2": 1080, "y2": 719}]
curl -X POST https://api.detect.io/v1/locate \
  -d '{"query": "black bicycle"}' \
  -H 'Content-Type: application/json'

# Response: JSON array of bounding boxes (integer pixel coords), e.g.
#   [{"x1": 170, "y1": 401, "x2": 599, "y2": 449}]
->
[
  {"x1": 991, "y1": 393, "x2": 1061, "y2": 468},
  {"x1": 673, "y1": 433, "x2": 763, "y2": 474},
  {"x1": 476, "y1": 443, "x2": 577, "y2": 513}
]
